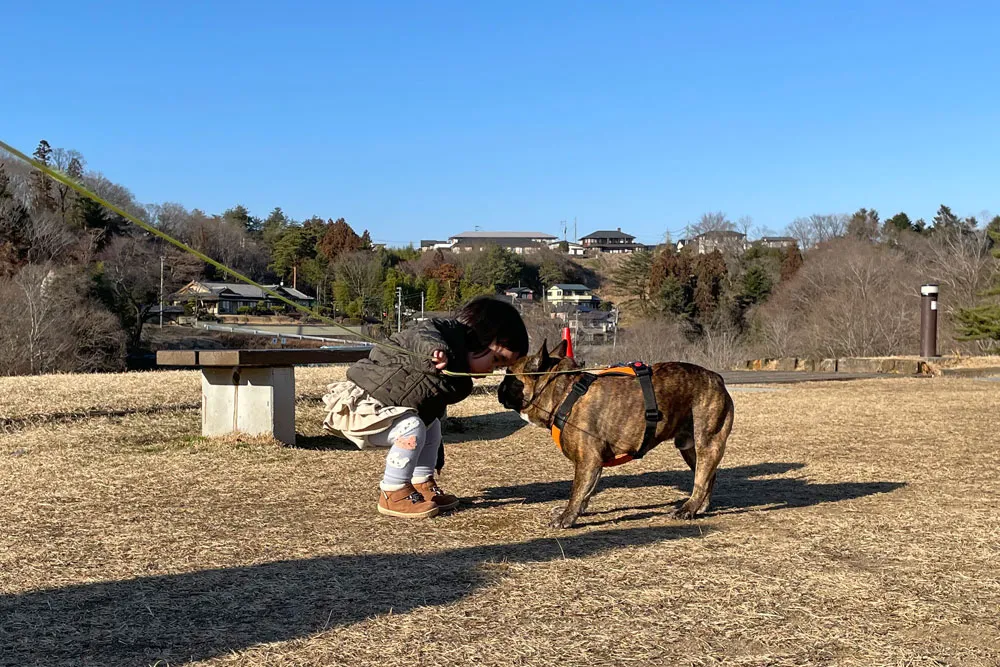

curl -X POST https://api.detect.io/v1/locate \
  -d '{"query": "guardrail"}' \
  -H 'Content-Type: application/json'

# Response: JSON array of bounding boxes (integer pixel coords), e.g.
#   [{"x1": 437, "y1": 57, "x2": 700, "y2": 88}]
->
[{"x1": 194, "y1": 322, "x2": 370, "y2": 347}]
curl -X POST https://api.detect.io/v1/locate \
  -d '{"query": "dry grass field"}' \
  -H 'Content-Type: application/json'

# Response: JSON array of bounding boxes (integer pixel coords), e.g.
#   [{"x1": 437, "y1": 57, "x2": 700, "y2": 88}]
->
[{"x1": 1, "y1": 367, "x2": 998, "y2": 666}]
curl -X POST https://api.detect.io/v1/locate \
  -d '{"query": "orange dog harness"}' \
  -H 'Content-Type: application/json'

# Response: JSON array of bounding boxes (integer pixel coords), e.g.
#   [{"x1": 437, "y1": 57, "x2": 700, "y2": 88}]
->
[{"x1": 551, "y1": 362, "x2": 662, "y2": 467}]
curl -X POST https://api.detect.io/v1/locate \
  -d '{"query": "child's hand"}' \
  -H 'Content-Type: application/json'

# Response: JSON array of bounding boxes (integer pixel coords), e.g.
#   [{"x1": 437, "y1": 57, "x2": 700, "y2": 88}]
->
[{"x1": 431, "y1": 349, "x2": 449, "y2": 370}]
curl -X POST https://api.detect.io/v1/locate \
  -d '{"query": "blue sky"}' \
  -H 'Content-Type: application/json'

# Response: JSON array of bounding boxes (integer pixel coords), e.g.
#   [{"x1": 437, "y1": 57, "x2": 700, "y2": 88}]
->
[{"x1": 3, "y1": 1, "x2": 998, "y2": 246}]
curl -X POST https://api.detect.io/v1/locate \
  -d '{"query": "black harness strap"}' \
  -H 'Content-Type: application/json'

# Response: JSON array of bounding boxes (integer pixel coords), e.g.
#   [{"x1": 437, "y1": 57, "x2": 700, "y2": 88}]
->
[
  {"x1": 553, "y1": 373, "x2": 597, "y2": 433},
  {"x1": 552, "y1": 362, "x2": 662, "y2": 462},
  {"x1": 631, "y1": 362, "x2": 663, "y2": 459}
]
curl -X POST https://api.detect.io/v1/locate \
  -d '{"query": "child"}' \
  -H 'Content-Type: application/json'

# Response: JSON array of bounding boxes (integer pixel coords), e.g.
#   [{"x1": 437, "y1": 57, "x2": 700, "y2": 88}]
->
[{"x1": 322, "y1": 296, "x2": 529, "y2": 518}]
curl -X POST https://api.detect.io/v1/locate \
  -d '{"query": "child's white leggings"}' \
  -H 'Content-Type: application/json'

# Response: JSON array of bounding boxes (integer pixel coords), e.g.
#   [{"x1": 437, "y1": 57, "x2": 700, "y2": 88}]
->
[{"x1": 366, "y1": 415, "x2": 442, "y2": 490}]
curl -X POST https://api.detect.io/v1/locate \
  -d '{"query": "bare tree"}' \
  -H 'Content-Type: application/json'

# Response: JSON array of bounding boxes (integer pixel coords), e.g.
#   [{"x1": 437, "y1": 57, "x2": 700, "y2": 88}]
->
[
  {"x1": 689, "y1": 211, "x2": 736, "y2": 236},
  {"x1": 99, "y1": 236, "x2": 199, "y2": 349},
  {"x1": 26, "y1": 212, "x2": 79, "y2": 263},
  {"x1": 334, "y1": 250, "x2": 385, "y2": 314},
  {"x1": 755, "y1": 238, "x2": 920, "y2": 357},
  {"x1": 0, "y1": 264, "x2": 125, "y2": 375},
  {"x1": 11, "y1": 264, "x2": 57, "y2": 374},
  {"x1": 908, "y1": 228, "x2": 996, "y2": 310},
  {"x1": 736, "y1": 215, "x2": 761, "y2": 240},
  {"x1": 584, "y1": 316, "x2": 748, "y2": 371},
  {"x1": 786, "y1": 214, "x2": 849, "y2": 250}
]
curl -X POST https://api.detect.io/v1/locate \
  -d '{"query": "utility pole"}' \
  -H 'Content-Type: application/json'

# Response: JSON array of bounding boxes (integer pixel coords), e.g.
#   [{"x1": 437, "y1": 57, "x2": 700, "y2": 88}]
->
[
  {"x1": 159, "y1": 255, "x2": 165, "y2": 328},
  {"x1": 396, "y1": 286, "x2": 403, "y2": 332},
  {"x1": 420, "y1": 291, "x2": 425, "y2": 319}
]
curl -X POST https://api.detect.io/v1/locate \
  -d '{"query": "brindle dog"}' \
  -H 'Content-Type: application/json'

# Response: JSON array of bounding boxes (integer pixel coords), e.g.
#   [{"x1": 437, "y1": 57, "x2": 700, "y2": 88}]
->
[{"x1": 498, "y1": 339, "x2": 735, "y2": 528}]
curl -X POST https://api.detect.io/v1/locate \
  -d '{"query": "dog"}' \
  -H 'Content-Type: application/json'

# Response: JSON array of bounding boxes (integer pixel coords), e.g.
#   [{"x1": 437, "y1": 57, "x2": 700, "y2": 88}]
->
[{"x1": 498, "y1": 339, "x2": 734, "y2": 528}]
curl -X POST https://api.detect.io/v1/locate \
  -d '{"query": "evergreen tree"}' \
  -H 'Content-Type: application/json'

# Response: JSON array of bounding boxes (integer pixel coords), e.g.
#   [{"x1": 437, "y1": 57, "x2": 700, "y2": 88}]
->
[
  {"x1": 692, "y1": 251, "x2": 728, "y2": 320},
  {"x1": 538, "y1": 259, "x2": 566, "y2": 287},
  {"x1": 261, "y1": 207, "x2": 289, "y2": 252},
  {"x1": 317, "y1": 217, "x2": 365, "y2": 263},
  {"x1": 270, "y1": 218, "x2": 324, "y2": 283},
  {"x1": 466, "y1": 244, "x2": 522, "y2": 290},
  {"x1": 30, "y1": 140, "x2": 56, "y2": 212},
  {"x1": 737, "y1": 264, "x2": 774, "y2": 308},
  {"x1": 847, "y1": 208, "x2": 880, "y2": 242},
  {"x1": 382, "y1": 269, "x2": 400, "y2": 316},
  {"x1": 656, "y1": 275, "x2": 690, "y2": 316},
  {"x1": 931, "y1": 204, "x2": 974, "y2": 236},
  {"x1": 884, "y1": 211, "x2": 914, "y2": 234},
  {"x1": 65, "y1": 156, "x2": 85, "y2": 225},
  {"x1": 986, "y1": 216, "x2": 1000, "y2": 250},
  {"x1": 459, "y1": 279, "x2": 493, "y2": 301},
  {"x1": 223, "y1": 204, "x2": 260, "y2": 233},
  {"x1": 0, "y1": 162, "x2": 32, "y2": 271},
  {"x1": 955, "y1": 227, "x2": 1000, "y2": 345},
  {"x1": 333, "y1": 280, "x2": 352, "y2": 313},
  {"x1": 53, "y1": 152, "x2": 85, "y2": 225},
  {"x1": 612, "y1": 250, "x2": 653, "y2": 312},
  {"x1": 425, "y1": 279, "x2": 441, "y2": 311}
]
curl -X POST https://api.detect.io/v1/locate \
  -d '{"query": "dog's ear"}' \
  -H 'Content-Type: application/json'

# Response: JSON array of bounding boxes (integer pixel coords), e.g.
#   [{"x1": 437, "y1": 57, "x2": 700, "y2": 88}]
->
[
  {"x1": 538, "y1": 338, "x2": 549, "y2": 362},
  {"x1": 524, "y1": 339, "x2": 549, "y2": 373},
  {"x1": 551, "y1": 339, "x2": 568, "y2": 359}
]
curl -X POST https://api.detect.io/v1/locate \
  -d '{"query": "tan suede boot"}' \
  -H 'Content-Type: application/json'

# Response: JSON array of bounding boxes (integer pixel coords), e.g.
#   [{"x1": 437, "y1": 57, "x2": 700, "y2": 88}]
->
[
  {"x1": 377, "y1": 484, "x2": 440, "y2": 519},
  {"x1": 412, "y1": 477, "x2": 460, "y2": 511}
]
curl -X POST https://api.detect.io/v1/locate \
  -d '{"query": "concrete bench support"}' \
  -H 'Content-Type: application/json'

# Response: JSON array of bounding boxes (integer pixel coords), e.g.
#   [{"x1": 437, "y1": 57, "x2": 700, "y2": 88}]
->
[
  {"x1": 157, "y1": 347, "x2": 373, "y2": 446},
  {"x1": 201, "y1": 366, "x2": 296, "y2": 444}
]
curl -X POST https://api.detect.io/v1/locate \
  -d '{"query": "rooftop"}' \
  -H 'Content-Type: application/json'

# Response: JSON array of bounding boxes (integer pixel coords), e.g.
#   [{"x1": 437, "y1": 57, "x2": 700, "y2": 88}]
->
[
  {"x1": 182, "y1": 282, "x2": 315, "y2": 300},
  {"x1": 451, "y1": 231, "x2": 558, "y2": 240},
  {"x1": 697, "y1": 230, "x2": 746, "y2": 239},
  {"x1": 580, "y1": 229, "x2": 634, "y2": 240}
]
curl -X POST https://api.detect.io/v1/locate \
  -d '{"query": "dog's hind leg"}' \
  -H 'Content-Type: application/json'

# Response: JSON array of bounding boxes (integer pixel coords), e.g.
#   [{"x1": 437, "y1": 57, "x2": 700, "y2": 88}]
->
[
  {"x1": 673, "y1": 394, "x2": 734, "y2": 520},
  {"x1": 678, "y1": 434, "x2": 719, "y2": 515},
  {"x1": 550, "y1": 454, "x2": 603, "y2": 529},
  {"x1": 673, "y1": 437, "x2": 724, "y2": 519}
]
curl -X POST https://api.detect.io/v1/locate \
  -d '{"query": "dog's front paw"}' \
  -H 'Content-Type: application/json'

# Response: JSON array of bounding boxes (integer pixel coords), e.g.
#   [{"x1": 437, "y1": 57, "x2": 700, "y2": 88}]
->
[
  {"x1": 549, "y1": 506, "x2": 578, "y2": 529},
  {"x1": 671, "y1": 504, "x2": 699, "y2": 520}
]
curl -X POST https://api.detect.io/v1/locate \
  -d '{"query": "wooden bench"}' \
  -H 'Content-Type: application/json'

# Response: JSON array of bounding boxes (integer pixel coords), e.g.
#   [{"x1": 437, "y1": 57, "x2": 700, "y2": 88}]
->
[{"x1": 157, "y1": 347, "x2": 373, "y2": 445}]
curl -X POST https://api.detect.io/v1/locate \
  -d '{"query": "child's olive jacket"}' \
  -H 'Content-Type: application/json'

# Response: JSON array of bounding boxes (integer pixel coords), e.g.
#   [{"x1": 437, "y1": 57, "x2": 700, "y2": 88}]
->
[{"x1": 346, "y1": 318, "x2": 475, "y2": 424}]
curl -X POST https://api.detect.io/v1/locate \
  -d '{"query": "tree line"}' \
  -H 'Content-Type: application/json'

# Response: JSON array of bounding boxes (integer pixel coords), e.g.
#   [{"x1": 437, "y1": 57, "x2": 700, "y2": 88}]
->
[
  {"x1": 2, "y1": 140, "x2": 998, "y2": 375},
  {"x1": 608, "y1": 209, "x2": 1000, "y2": 364},
  {"x1": 0, "y1": 140, "x2": 597, "y2": 374}
]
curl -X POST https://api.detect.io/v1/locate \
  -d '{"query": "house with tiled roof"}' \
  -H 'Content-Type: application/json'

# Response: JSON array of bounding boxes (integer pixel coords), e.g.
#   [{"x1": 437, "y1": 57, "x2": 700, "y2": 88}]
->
[
  {"x1": 579, "y1": 228, "x2": 644, "y2": 253},
  {"x1": 168, "y1": 281, "x2": 315, "y2": 316},
  {"x1": 448, "y1": 231, "x2": 559, "y2": 254}
]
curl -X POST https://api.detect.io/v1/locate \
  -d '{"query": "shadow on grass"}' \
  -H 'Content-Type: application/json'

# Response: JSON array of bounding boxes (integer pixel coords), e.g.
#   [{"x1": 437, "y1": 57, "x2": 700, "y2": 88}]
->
[
  {"x1": 292, "y1": 411, "x2": 526, "y2": 452},
  {"x1": 0, "y1": 525, "x2": 702, "y2": 666},
  {"x1": 292, "y1": 433, "x2": 361, "y2": 451},
  {"x1": 442, "y1": 412, "x2": 527, "y2": 444},
  {"x1": 474, "y1": 462, "x2": 906, "y2": 517}
]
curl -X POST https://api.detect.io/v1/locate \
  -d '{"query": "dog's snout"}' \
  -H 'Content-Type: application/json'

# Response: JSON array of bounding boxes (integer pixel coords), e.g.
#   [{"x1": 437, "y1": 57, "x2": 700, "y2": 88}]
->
[{"x1": 497, "y1": 375, "x2": 523, "y2": 411}]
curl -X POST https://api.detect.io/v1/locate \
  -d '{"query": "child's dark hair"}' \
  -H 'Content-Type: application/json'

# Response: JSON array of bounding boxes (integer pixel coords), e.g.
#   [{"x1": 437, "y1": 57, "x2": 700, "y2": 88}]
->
[{"x1": 456, "y1": 296, "x2": 529, "y2": 356}]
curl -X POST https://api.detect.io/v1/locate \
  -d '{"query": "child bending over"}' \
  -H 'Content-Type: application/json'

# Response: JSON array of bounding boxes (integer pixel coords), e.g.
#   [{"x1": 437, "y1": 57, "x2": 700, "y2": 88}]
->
[{"x1": 322, "y1": 296, "x2": 528, "y2": 518}]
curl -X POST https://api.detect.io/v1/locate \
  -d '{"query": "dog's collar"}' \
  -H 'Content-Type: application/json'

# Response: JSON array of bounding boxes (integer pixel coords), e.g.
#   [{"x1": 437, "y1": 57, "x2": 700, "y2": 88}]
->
[{"x1": 521, "y1": 365, "x2": 572, "y2": 428}]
